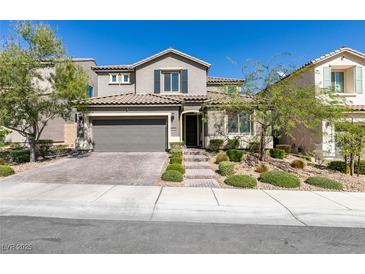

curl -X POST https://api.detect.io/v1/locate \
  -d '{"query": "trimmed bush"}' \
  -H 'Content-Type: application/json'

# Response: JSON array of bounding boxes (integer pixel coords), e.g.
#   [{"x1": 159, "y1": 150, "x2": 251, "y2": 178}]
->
[
  {"x1": 10, "y1": 150, "x2": 30, "y2": 164},
  {"x1": 327, "y1": 161, "x2": 348, "y2": 173},
  {"x1": 226, "y1": 139, "x2": 240, "y2": 150},
  {"x1": 226, "y1": 149, "x2": 245, "y2": 162},
  {"x1": 215, "y1": 152, "x2": 229, "y2": 164},
  {"x1": 276, "y1": 144, "x2": 292, "y2": 154},
  {"x1": 166, "y1": 163, "x2": 185, "y2": 174},
  {"x1": 170, "y1": 156, "x2": 182, "y2": 164},
  {"x1": 219, "y1": 161, "x2": 235, "y2": 176},
  {"x1": 269, "y1": 148, "x2": 286, "y2": 159},
  {"x1": 0, "y1": 165, "x2": 15, "y2": 177},
  {"x1": 298, "y1": 153, "x2": 312, "y2": 162},
  {"x1": 290, "y1": 159, "x2": 306, "y2": 169},
  {"x1": 169, "y1": 148, "x2": 183, "y2": 157},
  {"x1": 255, "y1": 163, "x2": 269, "y2": 173},
  {"x1": 169, "y1": 142, "x2": 184, "y2": 149},
  {"x1": 224, "y1": 175, "x2": 257, "y2": 188},
  {"x1": 208, "y1": 139, "x2": 224, "y2": 152},
  {"x1": 259, "y1": 171, "x2": 300, "y2": 188},
  {"x1": 0, "y1": 158, "x2": 6, "y2": 165},
  {"x1": 305, "y1": 176, "x2": 342, "y2": 190},
  {"x1": 161, "y1": 170, "x2": 183, "y2": 182}
]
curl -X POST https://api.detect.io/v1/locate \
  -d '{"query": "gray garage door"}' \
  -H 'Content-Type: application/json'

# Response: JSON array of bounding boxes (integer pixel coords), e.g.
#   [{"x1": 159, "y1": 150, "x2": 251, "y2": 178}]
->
[{"x1": 92, "y1": 118, "x2": 167, "y2": 152}]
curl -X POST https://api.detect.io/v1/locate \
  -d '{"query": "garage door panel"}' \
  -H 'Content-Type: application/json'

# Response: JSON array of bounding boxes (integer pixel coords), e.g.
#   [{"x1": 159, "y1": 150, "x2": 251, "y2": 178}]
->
[{"x1": 92, "y1": 118, "x2": 167, "y2": 152}]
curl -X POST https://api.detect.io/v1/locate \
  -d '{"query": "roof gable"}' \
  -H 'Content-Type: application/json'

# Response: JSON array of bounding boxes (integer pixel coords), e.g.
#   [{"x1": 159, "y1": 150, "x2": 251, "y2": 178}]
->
[{"x1": 132, "y1": 48, "x2": 211, "y2": 68}]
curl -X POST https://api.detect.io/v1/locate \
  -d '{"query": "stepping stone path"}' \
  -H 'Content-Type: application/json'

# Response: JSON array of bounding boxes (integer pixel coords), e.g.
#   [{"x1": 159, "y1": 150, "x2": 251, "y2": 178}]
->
[{"x1": 183, "y1": 148, "x2": 220, "y2": 188}]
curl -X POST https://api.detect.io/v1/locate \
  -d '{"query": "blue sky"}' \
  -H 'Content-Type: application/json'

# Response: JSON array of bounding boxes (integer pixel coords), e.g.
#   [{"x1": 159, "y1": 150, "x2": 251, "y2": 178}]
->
[{"x1": 1, "y1": 20, "x2": 365, "y2": 78}]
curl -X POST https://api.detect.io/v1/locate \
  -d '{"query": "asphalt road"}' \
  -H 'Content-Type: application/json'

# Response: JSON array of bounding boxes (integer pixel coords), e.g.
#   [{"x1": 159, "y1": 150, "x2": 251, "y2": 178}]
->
[{"x1": 1, "y1": 216, "x2": 365, "y2": 253}]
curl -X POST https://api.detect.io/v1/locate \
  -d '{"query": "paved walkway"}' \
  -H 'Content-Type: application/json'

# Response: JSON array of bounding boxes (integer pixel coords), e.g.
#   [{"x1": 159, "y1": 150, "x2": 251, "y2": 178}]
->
[{"x1": 1, "y1": 182, "x2": 365, "y2": 228}]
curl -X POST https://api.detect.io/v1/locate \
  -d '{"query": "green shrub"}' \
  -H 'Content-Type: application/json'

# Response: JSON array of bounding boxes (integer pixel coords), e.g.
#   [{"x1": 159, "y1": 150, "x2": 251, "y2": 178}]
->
[
  {"x1": 305, "y1": 176, "x2": 342, "y2": 190},
  {"x1": 166, "y1": 163, "x2": 185, "y2": 174},
  {"x1": 37, "y1": 139, "x2": 54, "y2": 158},
  {"x1": 255, "y1": 163, "x2": 269, "y2": 173},
  {"x1": 226, "y1": 139, "x2": 240, "y2": 150},
  {"x1": 215, "y1": 152, "x2": 229, "y2": 164},
  {"x1": 170, "y1": 156, "x2": 182, "y2": 164},
  {"x1": 276, "y1": 144, "x2": 292, "y2": 154},
  {"x1": 0, "y1": 165, "x2": 15, "y2": 177},
  {"x1": 169, "y1": 142, "x2": 184, "y2": 149},
  {"x1": 327, "y1": 161, "x2": 348, "y2": 173},
  {"x1": 9, "y1": 143, "x2": 22, "y2": 150},
  {"x1": 226, "y1": 149, "x2": 245, "y2": 162},
  {"x1": 259, "y1": 171, "x2": 300, "y2": 188},
  {"x1": 248, "y1": 141, "x2": 260, "y2": 153},
  {"x1": 49, "y1": 145, "x2": 72, "y2": 155},
  {"x1": 269, "y1": 148, "x2": 286, "y2": 159},
  {"x1": 225, "y1": 175, "x2": 257, "y2": 188},
  {"x1": 161, "y1": 170, "x2": 183, "y2": 182},
  {"x1": 290, "y1": 159, "x2": 306, "y2": 169},
  {"x1": 169, "y1": 148, "x2": 183, "y2": 157},
  {"x1": 10, "y1": 150, "x2": 30, "y2": 164},
  {"x1": 219, "y1": 161, "x2": 235, "y2": 176},
  {"x1": 0, "y1": 158, "x2": 6, "y2": 165},
  {"x1": 208, "y1": 139, "x2": 224, "y2": 152}
]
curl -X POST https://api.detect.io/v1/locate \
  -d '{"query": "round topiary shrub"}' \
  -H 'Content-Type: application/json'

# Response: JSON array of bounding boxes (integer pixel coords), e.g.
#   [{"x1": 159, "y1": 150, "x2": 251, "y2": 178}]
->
[
  {"x1": 269, "y1": 148, "x2": 286, "y2": 159},
  {"x1": 170, "y1": 156, "x2": 182, "y2": 164},
  {"x1": 218, "y1": 161, "x2": 235, "y2": 176},
  {"x1": 224, "y1": 175, "x2": 257, "y2": 188},
  {"x1": 255, "y1": 163, "x2": 269, "y2": 173},
  {"x1": 225, "y1": 139, "x2": 240, "y2": 150},
  {"x1": 161, "y1": 170, "x2": 183, "y2": 182},
  {"x1": 259, "y1": 171, "x2": 300, "y2": 188},
  {"x1": 0, "y1": 165, "x2": 15, "y2": 177},
  {"x1": 226, "y1": 149, "x2": 245, "y2": 162},
  {"x1": 169, "y1": 148, "x2": 183, "y2": 158},
  {"x1": 215, "y1": 152, "x2": 229, "y2": 164},
  {"x1": 290, "y1": 159, "x2": 306, "y2": 169},
  {"x1": 208, "y1": 139, "x2": 224, "y2": 152},
  {"x1": 305, "y1": 176, "x2": 342, "y2": 190},
  {"x1": 166, "y1": 163, "x2": 185, "y2": 174}
]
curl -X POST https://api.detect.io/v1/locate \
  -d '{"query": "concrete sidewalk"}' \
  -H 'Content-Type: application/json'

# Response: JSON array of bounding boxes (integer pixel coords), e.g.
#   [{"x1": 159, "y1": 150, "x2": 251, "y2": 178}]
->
[{"x1": 1, "y1": 182, "x2": 365, "y2": 228}]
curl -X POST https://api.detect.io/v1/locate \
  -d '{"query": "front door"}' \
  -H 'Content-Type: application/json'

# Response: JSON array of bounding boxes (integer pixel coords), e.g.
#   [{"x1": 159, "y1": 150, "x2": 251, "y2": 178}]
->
[{"x1": 185, "y1": 115, "x2": 198, "y2": 147}]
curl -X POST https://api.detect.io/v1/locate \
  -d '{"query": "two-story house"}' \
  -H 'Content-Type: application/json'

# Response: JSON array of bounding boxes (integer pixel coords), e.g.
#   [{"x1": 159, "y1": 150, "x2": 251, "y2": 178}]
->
[
  {"x1": 280, "y1": 47, "x2": 365, "y2": 158},
  {"x1": 77, "y1": 48, "x2": 263, "y2": 152}
]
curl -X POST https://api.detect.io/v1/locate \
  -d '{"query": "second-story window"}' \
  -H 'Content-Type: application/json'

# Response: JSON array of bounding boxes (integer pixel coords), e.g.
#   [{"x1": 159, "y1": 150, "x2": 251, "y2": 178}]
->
[
  {"x1": 164, "y1": 72, "x2": 180, "y2": 92},
  {"x1": 86, "y1": 85, "x2": 94, "y2": 97},
  {"x1": 331, "y1": 72, "x2": 344, "y2": 93},
  {"x1": 110, "y1": 74, "x2": 118, "y2": 83},
  {"x1": 121, "y1": 73, "x2": 130, "y2": 84}
]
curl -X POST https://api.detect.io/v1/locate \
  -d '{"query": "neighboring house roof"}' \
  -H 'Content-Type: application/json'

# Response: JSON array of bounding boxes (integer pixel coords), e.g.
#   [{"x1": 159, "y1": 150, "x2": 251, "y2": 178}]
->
[
  {"x1": 350, "y1": 105, "x2": 365, "y2": 111},
  {"x1": 91, "y1": 48, "x2": 211, "y2": 72},
  {"x1": 207, "y1": 76, "x2": 244, "y2": 85},
  {"x1": 282, "y1": 47, "x2": 365, "y2": 80}
]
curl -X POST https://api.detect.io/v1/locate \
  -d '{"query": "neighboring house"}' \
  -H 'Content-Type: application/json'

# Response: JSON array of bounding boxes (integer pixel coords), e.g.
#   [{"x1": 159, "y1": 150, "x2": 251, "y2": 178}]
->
[
  {"x1": 5, "y1": 58, "x2": 98, "y2": 147},
  {"x1": 74, "y1": 48, "x2": 268, "y2": 152},
  {"x1": 279, "y1": 47, "x2": 365, "y2": 159}
]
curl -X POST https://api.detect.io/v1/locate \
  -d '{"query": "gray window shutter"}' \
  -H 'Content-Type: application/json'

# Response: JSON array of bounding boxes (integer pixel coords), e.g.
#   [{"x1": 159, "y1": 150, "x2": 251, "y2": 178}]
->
[
  {"x1": 154, "y1": 70, "x2": 160, "y2": 93},
  {"x1": 355, "y1": 66, "x2": 363, "y2": 94},
  {"x1": 164, "y1": 73, "x2": 171, "y2": 92},
  {"x1": 181, "y1": 69, "x2": 188, "y2": 93},
  {"x1": 323, "y1": 67, "x2": 331, "y2": 88}
]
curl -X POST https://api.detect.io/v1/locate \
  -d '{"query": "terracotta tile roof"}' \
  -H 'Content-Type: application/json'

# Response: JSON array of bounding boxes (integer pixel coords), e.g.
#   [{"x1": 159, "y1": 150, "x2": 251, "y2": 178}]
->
[
  {"x1": 160, "y1": 94, "x2": 209, "y2": 103},
  {"x1": 350, "y1": 105, "x2": 365, "y2": 111},
  {"x1": 207, "y1": 76, "x2": 244, "y2": 85},
  {"x1": 91, "y1": 65, "x2": 133, "y2": 71},
  {"x1": 86, "y1": 93, "x2": 181, "y2": 105}
]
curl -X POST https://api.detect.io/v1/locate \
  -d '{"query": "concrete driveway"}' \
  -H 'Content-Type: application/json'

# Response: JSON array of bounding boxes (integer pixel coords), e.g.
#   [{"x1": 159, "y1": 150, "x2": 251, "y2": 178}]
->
[{"x1": 0, "y1": 152, "x2": 167, "y2": 185}]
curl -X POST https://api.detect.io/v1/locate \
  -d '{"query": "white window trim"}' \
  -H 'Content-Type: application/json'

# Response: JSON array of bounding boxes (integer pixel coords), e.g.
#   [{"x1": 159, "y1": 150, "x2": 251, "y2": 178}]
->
[
  {"x1": 226, "y1": 112, "x2": 252, "y2": 135},
  {"x1": 163, "y1": 71, "x2": 180, "y2": 93},
  {"x1": 121, "y1": 73, "x2": 131, "y2": 84},
  {"x1": 109, "y1": 74, "x2": 119, "y2": 84}
]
